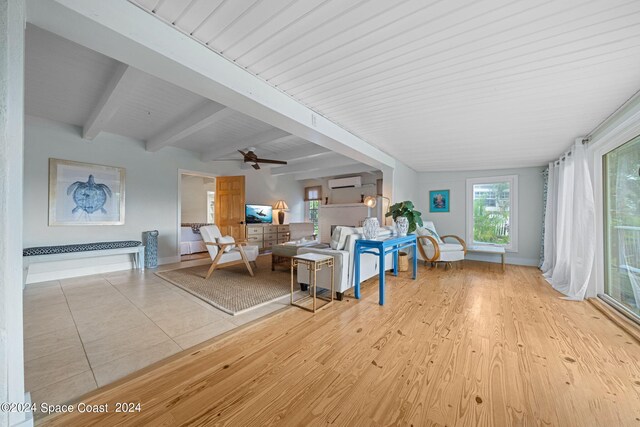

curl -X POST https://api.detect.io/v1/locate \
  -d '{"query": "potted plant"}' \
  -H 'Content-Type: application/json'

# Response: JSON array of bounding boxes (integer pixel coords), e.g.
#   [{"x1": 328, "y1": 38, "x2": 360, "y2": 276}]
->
[{"x1": 386, "y1": 201, "x2": 423, "y2": 236}]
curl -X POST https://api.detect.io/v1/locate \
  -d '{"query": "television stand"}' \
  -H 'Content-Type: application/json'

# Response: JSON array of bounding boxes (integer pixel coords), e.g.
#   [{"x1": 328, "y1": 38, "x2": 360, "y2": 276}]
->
[{"x1": 246, "y1": 224, "x2": 290, "y2": 251}]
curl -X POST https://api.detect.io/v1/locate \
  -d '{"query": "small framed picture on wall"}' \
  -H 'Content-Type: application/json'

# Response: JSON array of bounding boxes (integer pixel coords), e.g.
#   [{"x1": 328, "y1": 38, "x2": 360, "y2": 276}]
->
[{"x1": 429, "y1": 189, "x2": 450, "y2": 213}]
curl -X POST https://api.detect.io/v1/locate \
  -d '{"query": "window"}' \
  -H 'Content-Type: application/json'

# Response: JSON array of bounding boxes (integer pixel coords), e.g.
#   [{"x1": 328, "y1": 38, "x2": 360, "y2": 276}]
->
[
  {"x1": 603, "y1": 135, "x2": 640, "y2": 319},
  {"x1": 466, "y1": 175, "x2": 518, "y2": 251},
  {"x1": 307, "y1": 200, "x2": 320, "y2": 236},
  {"x1": 207, "y1": 191, "x2": 215, "y2": 223},
  {"x1": 304, "y1": 186, "x2": 322, "y2": 236}
]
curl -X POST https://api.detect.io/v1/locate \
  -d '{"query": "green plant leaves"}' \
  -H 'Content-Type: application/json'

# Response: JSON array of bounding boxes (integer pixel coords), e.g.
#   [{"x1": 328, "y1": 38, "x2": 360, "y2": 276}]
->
[{"x1": 387, "y1": 200, "x2": 423, "y2": 233}]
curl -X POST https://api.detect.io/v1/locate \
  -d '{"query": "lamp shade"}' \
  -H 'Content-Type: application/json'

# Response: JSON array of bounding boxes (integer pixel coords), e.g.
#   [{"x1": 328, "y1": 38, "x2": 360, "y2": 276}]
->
[
  {"x1": 273, "y1": 200, "x2": 288, "y2": 210},
  {"x1": 363, "y1": 196, "x2": 377, "y2": 208}
]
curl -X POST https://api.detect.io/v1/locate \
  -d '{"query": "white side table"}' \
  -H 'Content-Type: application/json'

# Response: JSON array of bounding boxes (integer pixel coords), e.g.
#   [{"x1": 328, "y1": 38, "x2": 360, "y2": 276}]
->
[{"x1": 290, "y1": 253, "x2": 334, "y2": 313}]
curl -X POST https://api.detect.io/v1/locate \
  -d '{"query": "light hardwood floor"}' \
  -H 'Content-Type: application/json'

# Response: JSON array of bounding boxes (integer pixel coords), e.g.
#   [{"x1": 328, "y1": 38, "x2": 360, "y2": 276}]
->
[{"x1": 40, "y1": 262, "x2": 640, "y2": 426}]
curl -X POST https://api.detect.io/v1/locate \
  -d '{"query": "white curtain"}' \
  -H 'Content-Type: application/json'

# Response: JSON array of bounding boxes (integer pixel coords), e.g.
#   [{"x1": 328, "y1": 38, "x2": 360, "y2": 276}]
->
[
  {"x1": 541, "y1": 141, "x2": 596, "y2": 300},
  {"x1": 540, "y1": 162, "x2": 557, "y2": 272}
]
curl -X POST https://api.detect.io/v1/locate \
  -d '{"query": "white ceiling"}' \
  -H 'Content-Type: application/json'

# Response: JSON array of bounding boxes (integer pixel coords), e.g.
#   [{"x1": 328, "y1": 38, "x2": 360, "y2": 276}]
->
[
  {"x1": 129, "y1": 0, "x2": 640, "y2": 171},
  {"x1": 25, "y1": 24, "x2": 372, "y2": 179}
]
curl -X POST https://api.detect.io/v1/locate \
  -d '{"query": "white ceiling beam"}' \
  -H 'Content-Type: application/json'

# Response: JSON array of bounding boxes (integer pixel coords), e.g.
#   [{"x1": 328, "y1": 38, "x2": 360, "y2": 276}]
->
[
  {"x1": 293, "y1": 164, "x2": 378, "y2": 181},
  {"x1": 249, "y1": 146, "x2": 334, "y2": 170},
  {"x1": 145, "y1": 102, "x2": 233, "y2": 152},
  {"x1": 209, "y1": 140, "x2": 331, "y2": 165},
  {"x1": 28, "y1": 0, "x2": 396, "y2": 171},
  {"x1": 270, "y1": 154, "x2": 359, "y2": 176},
  {"x1": 82, "y1": 63, "x2": 139, "y2": 140},
  {"x1": 201, "y1": 128, "x2": 289, "y2": 161},
  {"x1": 272, "y1": 143, "x2": 330, "y2": 162}
]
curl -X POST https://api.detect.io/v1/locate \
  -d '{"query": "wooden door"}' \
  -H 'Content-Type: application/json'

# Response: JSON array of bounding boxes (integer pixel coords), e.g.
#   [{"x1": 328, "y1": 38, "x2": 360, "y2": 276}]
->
[{"x1": 215, "y1": 176, "x2": 246, "y2": 240}]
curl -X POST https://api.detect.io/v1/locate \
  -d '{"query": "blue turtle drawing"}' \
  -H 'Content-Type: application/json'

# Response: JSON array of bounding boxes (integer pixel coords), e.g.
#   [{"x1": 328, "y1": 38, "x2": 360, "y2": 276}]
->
[{"x1": 66, "y1": 175, "x2": 112, "y2": 214}]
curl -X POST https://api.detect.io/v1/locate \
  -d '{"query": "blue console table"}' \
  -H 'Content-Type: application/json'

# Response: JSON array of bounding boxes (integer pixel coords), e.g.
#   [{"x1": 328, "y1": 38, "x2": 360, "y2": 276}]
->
[{"x1": 354, "y1": 234, "x2": 417, "y2": 305}]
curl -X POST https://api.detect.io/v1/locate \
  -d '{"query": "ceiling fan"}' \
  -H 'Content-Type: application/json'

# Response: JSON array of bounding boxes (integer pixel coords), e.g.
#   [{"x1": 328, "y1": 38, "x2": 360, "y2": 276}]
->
[{"x1": 237, "y1": 148, "x2": 287, "y2": 170}]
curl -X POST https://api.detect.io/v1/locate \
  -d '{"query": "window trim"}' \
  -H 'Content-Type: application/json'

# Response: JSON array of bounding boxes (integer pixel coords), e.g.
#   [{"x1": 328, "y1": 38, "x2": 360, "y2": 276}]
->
[
  {"x1": 305, "y1": 199, "x2": 320, "y2": 235},
  {"x1": 466, "y1": 175, "x2": 518, "y2": 252}
]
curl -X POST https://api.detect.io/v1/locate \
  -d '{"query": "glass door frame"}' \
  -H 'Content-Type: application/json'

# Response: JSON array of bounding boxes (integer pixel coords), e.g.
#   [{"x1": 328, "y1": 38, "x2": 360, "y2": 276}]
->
[
  {"x1": 601, "y1": 136, "x2": 640, "y2": 323},
  {"x1": 592, "y1": 127, "x2": 640, "y2": 323}
]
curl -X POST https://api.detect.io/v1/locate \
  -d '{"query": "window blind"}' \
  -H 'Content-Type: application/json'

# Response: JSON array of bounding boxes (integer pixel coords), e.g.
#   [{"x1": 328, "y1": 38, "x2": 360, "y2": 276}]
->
[{"x1": 304, "y1": 185, "x2": 322, "y2": 201}]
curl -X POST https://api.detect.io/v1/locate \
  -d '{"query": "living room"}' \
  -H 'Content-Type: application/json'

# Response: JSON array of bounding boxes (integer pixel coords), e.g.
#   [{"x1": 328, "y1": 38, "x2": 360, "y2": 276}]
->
[{"x1": 2, "y1": 1, "x2": 640, "y2": 426}]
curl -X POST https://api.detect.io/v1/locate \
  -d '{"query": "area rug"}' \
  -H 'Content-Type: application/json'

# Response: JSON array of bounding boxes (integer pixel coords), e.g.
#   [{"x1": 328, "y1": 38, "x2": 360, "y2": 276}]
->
[{"x1": 156, "y1": 257, "x2": 291, "y2": 315}]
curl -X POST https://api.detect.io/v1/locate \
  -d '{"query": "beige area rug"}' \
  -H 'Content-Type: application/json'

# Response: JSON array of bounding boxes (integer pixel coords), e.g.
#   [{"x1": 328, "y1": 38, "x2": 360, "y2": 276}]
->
[{"x1": 156, "y1": 256, "x2": 292, "y2": 315}]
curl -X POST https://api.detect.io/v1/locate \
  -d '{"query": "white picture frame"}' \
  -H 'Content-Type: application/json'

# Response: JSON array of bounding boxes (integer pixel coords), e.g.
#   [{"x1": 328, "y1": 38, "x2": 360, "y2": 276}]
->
[{"x1": 48, "y1": 158, "x2": 125, "y2": 226}]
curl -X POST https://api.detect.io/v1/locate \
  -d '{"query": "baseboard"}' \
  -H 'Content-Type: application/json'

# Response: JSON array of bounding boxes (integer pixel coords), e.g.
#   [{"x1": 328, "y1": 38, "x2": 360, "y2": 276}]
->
[
  {"x1": 25, "y1": 261, "x2": 135, "y2": 284},
  {"x1": 465, "y1": 253, "x2": 539, "y2": 266},
  {"x1": 589, "y1": 297, "x2": 640, "y2": 344},
  {"x1": 158, "y1": 256, "x2": 181, "y2": 265},
  {"x1": 24, "y1": 255, "x2": 182, "y2": 284},
  {"x1": 9, "y1": 393, "x2": 33, "y2": 427}
]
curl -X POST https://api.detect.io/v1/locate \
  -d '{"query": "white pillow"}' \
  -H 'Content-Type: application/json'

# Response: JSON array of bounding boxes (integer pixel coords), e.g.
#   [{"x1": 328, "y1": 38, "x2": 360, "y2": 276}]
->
[
  {"x1": 417, "y1": 226, "x2": 443, "y2": 244},
  {"x1": 217, "y1": 236, "x2": 235, "y2": 252},
  {"x1": 330, "y1": 226, "x2": 359, "y2": 250}
]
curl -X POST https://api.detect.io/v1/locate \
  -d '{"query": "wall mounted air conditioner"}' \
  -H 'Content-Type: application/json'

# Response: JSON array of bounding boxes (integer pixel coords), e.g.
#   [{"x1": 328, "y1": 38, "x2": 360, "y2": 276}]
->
[{"x1": 328, "y1": 176, "x2": 362, "y2": 189}]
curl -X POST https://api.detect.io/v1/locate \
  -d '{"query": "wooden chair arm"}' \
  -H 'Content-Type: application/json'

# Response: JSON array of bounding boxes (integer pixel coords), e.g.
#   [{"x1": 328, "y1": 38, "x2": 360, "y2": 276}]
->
[
  {"x1": 440, "y1": 235, "x2": 467, "y2": 254},
  {"x1": 416, "y1": 235, "x2": 440, "y2": 262},
  {"x1": 204, "y1": 241, "x2": 237, "y2": 249}
]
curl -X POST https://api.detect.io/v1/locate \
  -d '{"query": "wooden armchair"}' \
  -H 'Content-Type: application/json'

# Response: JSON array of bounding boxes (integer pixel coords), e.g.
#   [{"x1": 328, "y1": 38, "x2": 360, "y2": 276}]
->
[
  {"x1": 415, "y1": 221, "x2": 467, "y2": 269},
  {"x1": 200, "y1": 226, "x2": 259, "y2": 279}
]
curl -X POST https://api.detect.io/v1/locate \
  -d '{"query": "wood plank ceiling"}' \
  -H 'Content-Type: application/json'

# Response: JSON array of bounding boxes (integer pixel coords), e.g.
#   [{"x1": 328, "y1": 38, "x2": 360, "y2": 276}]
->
[{"x1": 130, "y1": 0, "x2": 640, "y2": 171}]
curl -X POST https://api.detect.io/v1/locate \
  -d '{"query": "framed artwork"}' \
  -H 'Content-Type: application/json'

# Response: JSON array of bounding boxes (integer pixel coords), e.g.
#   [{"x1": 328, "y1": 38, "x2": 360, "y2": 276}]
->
[
  {"x1": 429, "y1": 189, "x2": 450, "y2": 213},
  {"x1": 49, "y1": 158, "x2": 125, "y2": 225}
]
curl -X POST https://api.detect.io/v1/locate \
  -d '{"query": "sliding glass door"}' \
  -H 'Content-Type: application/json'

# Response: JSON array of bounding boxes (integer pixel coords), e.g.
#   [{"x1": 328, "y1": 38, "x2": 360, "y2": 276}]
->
[{"x1": 604, "y1": 136, "x2": 640, "y2": 319}]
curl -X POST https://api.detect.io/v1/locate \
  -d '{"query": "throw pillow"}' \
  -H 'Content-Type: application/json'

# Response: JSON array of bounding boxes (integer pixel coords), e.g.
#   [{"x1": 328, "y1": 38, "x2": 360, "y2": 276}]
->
[
  {"x1": 418, "y1": 226, "x2": 443, "y2": 244},
  {"x1": 217, "y1": 236, "x2": 235, "y2": 252},
  {"x1": 331, "y1": 226, "x2": 358, "y2": 250}
]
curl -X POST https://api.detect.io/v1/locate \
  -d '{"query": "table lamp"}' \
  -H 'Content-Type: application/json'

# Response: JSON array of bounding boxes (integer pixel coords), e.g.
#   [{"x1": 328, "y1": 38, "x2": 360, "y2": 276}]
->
[{"x1": 273, "y1": 200, "x2": 288, "y2": 224}]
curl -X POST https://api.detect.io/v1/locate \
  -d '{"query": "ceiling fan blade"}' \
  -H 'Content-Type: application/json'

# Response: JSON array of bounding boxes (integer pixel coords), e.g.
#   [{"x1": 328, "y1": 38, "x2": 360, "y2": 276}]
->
[
  {"x1": 237, "y1": 150, "x2": 247, "y2": 157},
  {"x1": 254, "y1": 158, "x2": 288, "y2": 165},
  {"x1": 252, "y1": 163, "x2": 260, "y2": 170}
]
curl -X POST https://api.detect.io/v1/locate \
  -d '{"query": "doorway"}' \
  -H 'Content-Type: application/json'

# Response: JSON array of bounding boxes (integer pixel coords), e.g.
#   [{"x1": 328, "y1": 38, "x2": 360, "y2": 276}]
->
[{"x1": 179, "y1": 171, "x2": 217, "y2": 261}]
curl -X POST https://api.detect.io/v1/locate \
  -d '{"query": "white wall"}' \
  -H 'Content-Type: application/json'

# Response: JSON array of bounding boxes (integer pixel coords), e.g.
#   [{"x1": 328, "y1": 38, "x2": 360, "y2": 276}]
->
[
  {"x1": 180, "y1": 175, "x2": 215, "y2": 224},
  {"x1": 417, "y1": 166, "x2": 544, "y2": 266},
  {"x1": 23, "y1": 116, "x2": 304, "y2": 282},
  {"x1": 392, "y1": 161, "x2": 419, "y2": 204},
  {"x1": 301, "y1": 171, "x2": 382, "y2": 206},
  {"x1": 1, "y1": 1, "x2": 28, "y2": 425}
]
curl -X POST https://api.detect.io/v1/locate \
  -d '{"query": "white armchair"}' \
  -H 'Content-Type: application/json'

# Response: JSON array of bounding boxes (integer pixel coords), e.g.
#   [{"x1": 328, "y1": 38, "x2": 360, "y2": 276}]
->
[
  {"x1": 200, "y1": 225, "x2": 259, "y2": 278},
  {"x1": 415, "y1": 221, "x2": 466, "y2": 269}
]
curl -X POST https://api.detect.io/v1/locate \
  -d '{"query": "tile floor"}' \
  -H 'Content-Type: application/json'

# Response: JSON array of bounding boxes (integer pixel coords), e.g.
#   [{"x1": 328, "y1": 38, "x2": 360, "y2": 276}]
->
[{"x1": 24, "y1": 255, "x2": 299, "y2": 407}]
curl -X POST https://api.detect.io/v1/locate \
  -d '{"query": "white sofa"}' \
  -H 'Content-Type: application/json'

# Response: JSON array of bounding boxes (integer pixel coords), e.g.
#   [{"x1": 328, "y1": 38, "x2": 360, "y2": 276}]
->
[
  {"x1": 180, "y1": 226, "x2": 207, "y2": 255},
  {"x1": 297, "y1": 226, "x2": 394, "y2": 299}
]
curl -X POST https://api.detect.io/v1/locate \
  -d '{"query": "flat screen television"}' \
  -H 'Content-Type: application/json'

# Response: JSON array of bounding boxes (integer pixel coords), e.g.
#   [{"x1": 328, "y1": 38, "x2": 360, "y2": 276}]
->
[{"x1": 245, "y1": 204, "x2": 273, "y2": 224}]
